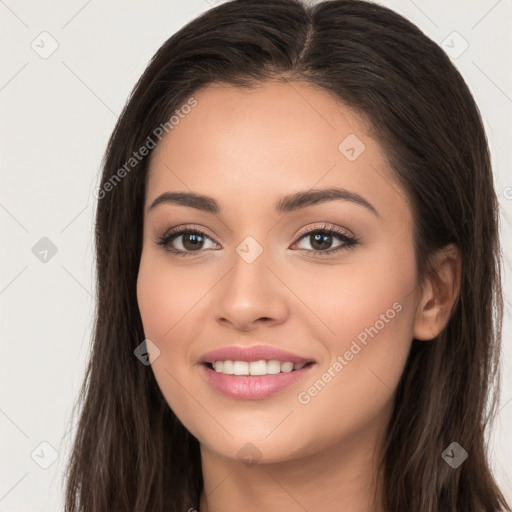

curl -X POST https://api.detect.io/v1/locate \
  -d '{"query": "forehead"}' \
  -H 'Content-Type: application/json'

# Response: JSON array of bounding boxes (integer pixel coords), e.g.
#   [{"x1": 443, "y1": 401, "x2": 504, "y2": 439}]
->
[
  {"x1": 145, "y1": 80, "x2": 408, "y2": 226},
  {"x1": 149, "y1": 80, "x2": 371, "y2": 170}
]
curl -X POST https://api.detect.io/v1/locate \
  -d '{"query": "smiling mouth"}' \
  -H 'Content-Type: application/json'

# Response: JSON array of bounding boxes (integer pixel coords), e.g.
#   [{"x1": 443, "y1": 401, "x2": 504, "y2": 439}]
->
[{"x1": 204, "y1": 360, "x2": 315, "y2": 376}]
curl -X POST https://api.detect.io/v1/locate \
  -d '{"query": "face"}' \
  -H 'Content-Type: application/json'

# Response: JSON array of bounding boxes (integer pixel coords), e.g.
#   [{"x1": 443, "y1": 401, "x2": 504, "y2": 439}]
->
[{"x1": 136, "y1": 80, "x2": 422, "y2": 465}]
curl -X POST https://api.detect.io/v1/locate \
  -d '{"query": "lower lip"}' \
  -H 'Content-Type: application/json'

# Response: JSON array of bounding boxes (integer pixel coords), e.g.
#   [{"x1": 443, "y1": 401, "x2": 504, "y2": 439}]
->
[{"x1": 200, "y1": 363, "x2": 315, "y2": 400}]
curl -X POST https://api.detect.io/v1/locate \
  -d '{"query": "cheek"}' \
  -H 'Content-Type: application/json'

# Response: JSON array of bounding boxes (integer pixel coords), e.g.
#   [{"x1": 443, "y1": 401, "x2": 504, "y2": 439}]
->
[
  {"x1": 136, "y1": 253, "x2": 207, "y2": 436},
  {"x1": 292, "y1": 255, "x2": 416, "y2": 438},
  {"x1": 136, "y1": 252, "x2": 208, "y2": 343},
  {"x1": 294, "y1": 306, "x2": 412, "y2": 453},
  {"x1": 294, "y1": 248, "x2": 413, "y2": 371},
  {"x1": 135, "y1": 254, "x2": 196, "y2": 390},
  {"x1": 289, "y1": 245, "x2": 415, "y2": 356},
  {"x1": 136, "y1": 269, "x2": 168, "y2": 340}
]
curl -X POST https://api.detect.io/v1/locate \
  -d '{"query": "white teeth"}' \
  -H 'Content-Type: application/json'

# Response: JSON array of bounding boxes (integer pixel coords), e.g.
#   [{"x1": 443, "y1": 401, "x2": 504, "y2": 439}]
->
[
  {"x1": 233, "y1": 361, "x2": 249, "y2": 375},
  {"x1": 222, "y1": 360, "x2": 234, "y2": 374},
  {"x1": 280, "y1": 362, "x2": 293, "y2": 373},
  {"x1": 210, "y1": 359, "x2": 308, "y2": 376},
  {"x1": 249, "y1": 360, "x2": 267, "y2": 375},
  {"x1": 266, "y1": 360, "x2": 281, "y2": 374}
]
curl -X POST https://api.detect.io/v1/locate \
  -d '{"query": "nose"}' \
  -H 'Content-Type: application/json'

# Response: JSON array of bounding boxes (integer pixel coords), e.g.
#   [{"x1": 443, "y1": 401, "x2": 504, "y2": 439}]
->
[{"x1": 214, "y1": 248, "x2": 289, "y2": 332}]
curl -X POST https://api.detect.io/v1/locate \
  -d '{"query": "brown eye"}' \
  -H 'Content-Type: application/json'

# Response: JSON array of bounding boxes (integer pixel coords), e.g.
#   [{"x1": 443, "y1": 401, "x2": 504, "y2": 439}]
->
[
  {"x1": 293, "y1": 226, "x2": 359, "y2": 256},
  {"x1": 156, "y1": 227, "x2": 219, "y2": 257}
]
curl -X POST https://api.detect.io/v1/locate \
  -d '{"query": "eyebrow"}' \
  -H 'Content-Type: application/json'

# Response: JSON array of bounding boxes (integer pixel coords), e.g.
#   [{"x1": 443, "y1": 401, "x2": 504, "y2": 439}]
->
[{"x1": 148, "y1": 187, "x2": 380, "y2": 217}]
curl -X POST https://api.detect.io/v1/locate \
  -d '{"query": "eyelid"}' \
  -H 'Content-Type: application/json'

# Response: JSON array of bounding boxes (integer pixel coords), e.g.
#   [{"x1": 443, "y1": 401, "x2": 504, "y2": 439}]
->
[
  {"x1": 157, "y1": 224, "x2": 219, "y2": 249},
  {"x1": 156, "y1": 222, "x2": 359, "y2": 256},
  {"x1": 159, "y1": 223, "x2": 216, "y2": 241},
  {"x1": 294, "y1": 222, "x2": 355, "y2": 240},
  {"x1": 160, "y1": 222, "x2": 354, "y2": 243}
]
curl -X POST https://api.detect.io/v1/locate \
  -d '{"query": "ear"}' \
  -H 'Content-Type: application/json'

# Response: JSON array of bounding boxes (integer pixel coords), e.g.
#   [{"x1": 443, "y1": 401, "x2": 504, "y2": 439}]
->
[{"x1": 413, "y1": 244, "x2": 462, "y2": 341}]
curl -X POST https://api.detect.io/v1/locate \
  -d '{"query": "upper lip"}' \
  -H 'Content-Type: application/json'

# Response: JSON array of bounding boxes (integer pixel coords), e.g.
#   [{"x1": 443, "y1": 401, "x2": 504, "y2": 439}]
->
[{"x1": 199, "y1": 345, "x2": 315, "y2": 365}]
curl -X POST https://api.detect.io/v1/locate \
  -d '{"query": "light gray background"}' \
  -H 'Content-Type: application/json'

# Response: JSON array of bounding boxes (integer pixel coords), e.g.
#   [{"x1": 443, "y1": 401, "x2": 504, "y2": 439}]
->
[{"x1": 1, "y1": 0, "x2": 511, "y2": 510}]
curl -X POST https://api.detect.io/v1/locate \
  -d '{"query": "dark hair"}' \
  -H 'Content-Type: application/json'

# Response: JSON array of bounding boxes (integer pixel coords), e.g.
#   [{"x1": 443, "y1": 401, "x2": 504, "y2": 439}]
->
[{"x1": 64, "y1": 0, "x2": 509, "y2": 510}]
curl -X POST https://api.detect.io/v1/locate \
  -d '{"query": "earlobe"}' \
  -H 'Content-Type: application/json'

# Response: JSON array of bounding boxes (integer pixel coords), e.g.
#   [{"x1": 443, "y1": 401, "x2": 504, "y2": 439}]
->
[{"x1": 413, "y1": 244, "x2": 461, "y2": 341}]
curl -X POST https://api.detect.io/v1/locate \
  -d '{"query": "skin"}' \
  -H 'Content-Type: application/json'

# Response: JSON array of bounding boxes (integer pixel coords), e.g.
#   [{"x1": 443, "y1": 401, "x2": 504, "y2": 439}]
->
[{"x1": 136, "y1": 80, "x2": 461, "y2": 512}]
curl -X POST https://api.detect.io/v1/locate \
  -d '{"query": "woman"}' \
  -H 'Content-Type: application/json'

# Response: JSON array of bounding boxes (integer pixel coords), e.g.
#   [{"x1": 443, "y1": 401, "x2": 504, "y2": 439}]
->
[{"x1": 64, "y1": 0, "x2": 510, "y2": 510}]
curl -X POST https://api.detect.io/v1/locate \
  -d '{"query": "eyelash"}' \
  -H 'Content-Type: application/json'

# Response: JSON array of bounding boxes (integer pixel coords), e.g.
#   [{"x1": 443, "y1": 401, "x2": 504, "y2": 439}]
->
[{"x1": 155, "y1": 223, "x2": 360, "y2": 258}]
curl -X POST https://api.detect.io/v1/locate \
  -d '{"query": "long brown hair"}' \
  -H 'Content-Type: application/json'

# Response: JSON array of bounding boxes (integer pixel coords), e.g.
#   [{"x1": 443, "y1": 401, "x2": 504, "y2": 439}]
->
[{"x1": 64, "y1": 1, "x2": 509, "y2": 510}]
